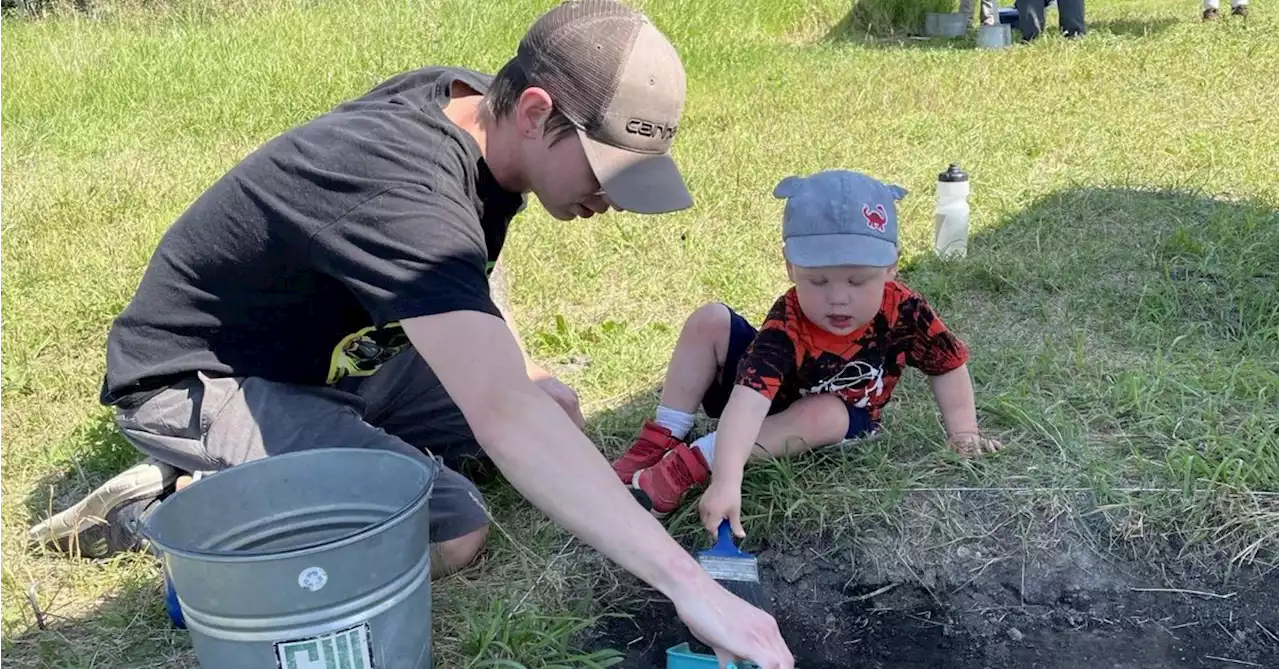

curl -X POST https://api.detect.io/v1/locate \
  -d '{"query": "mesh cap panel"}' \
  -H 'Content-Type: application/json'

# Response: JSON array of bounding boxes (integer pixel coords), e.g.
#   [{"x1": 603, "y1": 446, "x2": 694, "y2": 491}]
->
[
  {"x1": 516, "y1": 0, "x2": 644, "y2": 133},
  {"x1": 513, "y1": 0, "x2": 692, "y2": 214}
]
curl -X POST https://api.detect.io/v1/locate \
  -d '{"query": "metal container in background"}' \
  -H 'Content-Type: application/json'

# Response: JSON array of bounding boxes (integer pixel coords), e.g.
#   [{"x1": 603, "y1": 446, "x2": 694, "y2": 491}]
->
[
  {"x1": 144, "y1": 448, "x2": 438, "y2": 669},
  {"x1": 925, "y1": 12, "x2": 968, "y2": 37},
  {"x1": 976, "y1": 23, "x2": 1014, "y2": 48}
]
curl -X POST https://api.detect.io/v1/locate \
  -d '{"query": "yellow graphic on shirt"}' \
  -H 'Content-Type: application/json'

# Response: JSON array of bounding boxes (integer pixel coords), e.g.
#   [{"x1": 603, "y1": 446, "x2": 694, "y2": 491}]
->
[
  {"x1": 327, "y1": 322, "x2": 411, "y2": 384},
  {"x1": 327, "y1": 261, "x2": 500, "y2": 383}
]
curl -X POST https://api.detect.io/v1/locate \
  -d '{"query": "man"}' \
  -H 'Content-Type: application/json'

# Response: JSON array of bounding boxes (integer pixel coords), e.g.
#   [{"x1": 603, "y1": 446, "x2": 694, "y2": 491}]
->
[
  {"x1": 27, "y1": 1, "x2": 794, "y2": 665},
  {"x1": 1015, "y1": 0, "x2": 1085, "y2": 40}
]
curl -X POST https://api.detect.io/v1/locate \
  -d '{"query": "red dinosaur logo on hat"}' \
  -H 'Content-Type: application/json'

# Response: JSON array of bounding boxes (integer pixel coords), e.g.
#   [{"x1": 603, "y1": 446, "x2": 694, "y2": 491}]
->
[{"x1": 863, "y1": 204, "x2": 888, "y2": 232}]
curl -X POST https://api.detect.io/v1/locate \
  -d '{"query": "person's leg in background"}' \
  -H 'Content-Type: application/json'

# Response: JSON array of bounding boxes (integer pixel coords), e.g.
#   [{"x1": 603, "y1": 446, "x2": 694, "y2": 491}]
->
[
  {"x1": 980, "y1": 0, "x2": 999, "y2": 26},
  {"x1": 1202, "y1": 1, "x2": 1248, "y2": 25},
  {"x1": 959, "y1": 0, "x2": 999, "y2": 28},
  {"x1": 1056, "y1": 0, "x2": 1086, "y2": 37},
  {"x1": 1014, "y1": 0, "x2": 1047, "y2": 40}
]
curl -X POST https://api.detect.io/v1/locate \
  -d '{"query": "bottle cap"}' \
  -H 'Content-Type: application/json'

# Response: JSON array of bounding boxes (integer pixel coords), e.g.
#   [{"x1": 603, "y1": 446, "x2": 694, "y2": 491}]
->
[{"x1": 938, "y1": 163, "x2": 968, "y2": 183}]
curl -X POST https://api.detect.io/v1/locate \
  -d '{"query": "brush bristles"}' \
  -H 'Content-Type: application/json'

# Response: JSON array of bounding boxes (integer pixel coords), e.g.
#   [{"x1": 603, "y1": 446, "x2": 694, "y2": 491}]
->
[
  {"x1": 718, "y1": 577, "x2": 774, "y2": 615},
  {"x1": 698, "y1": 556, "x2": 759, "y2": 583}
]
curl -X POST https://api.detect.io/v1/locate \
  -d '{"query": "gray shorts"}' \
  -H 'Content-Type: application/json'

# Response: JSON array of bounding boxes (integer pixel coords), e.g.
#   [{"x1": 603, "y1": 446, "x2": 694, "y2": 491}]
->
[{"x1": 114, "y1": 351, "x2": 489, "y2": 542}]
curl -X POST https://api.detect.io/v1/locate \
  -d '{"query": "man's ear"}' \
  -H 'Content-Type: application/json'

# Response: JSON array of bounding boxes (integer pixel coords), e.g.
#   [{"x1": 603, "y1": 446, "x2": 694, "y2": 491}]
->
[{"x1": 514, "y1": 87, "x2": 555, "y2": 139}]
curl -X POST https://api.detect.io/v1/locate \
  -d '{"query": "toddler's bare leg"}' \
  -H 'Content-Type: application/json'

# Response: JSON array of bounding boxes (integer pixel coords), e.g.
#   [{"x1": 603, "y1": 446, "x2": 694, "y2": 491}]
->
[
  {"x1": 748, "y1": 394, "x2": 851, "y2": 460},
  {"x1": 658, "y1": 304, "x2": 732, "y2": 413}
]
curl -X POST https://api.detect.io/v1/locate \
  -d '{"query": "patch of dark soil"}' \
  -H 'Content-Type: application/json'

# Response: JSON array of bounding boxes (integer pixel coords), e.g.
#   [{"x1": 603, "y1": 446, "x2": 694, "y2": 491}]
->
[
  {"x1": 588, "y1": 493, "x2": 1278, "y2": 668},
  {"x1": 595, "y1": 545, "x2": 1277, "y2": 668}
]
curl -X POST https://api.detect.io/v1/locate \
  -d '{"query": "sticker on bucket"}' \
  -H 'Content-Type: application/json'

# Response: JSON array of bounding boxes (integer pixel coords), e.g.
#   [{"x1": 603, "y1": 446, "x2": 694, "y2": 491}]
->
[
  {"x1": 274, "y1": 622, "x2": 374, "y2": 669},
  {"x1": 297, "y1": 566, "x2": 328, "y2": 592}
]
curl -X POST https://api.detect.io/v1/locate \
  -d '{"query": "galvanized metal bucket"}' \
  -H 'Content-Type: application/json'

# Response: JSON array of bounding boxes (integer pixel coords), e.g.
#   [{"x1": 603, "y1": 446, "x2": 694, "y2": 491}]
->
[
  {"x1": 925, "y1": 12, "x2": 968, "y2": 37},
  {"x1": 976, "y1": 23, "x2": 1014, "y2": 48},
  {"x1": 143, "y1": 448, "x2": 438, "y2": 669}
]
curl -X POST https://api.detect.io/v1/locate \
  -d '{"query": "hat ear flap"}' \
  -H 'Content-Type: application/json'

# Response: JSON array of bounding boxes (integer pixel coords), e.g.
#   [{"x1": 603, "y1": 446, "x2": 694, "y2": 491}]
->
[
  {"x1": 773, "y1": 176, "x2": 803, "y2": 199},
  {"x1": 887, "y1": 184, "x2": 908, "y2": 200}
]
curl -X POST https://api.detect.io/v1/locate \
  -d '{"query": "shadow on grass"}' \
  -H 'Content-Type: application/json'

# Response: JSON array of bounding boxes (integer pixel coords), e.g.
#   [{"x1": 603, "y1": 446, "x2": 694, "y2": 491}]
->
[
  {"x1": 898, "y1": 185, "x2": 1277, "y2": 354},
  {"x1": 1088, "y1": 17, "x2": 1181, "y2": 38},
  {"x1": 21, "y1": 410, "x2": 147, "y2": 531},
  {"x1": 895, "y1": 186, "x2": 1277, "y2": 496},
  {"x1": 821, "y1": 14, "x2": 976, "y2": 52},
  {"x1": 2, "y1": 559, "x2": 194, "y2": 669}
]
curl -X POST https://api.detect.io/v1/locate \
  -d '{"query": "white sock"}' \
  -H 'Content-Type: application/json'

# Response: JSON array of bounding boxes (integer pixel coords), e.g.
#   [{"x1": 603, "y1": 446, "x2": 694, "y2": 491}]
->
[
  {"x1": 692, "y1": 431, "x2": 717, "y2": 466},
  {"x1": 655, "y1": 406, "x2": 695, "y2": 440}
]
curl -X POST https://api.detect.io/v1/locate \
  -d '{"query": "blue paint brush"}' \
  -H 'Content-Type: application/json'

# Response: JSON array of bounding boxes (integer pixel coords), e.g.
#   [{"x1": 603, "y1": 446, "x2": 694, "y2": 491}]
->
[{"x1": 696, "y1": 520, "x2": 773, "y2": 615}]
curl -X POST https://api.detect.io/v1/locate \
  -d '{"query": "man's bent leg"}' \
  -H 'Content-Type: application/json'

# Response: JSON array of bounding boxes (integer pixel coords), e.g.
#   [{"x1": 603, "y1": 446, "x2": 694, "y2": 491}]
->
[
  {"x1": 349, "y1": 350, "x2": 489, "y2": 476},
  {"x1": 346, "y1": 351, "x2": 494, "y2": 577},
  {"x1": 195, "y1": 375, "x2": 490, "y2": 575},
  {"x1": 432, "y1": 525, "x2": 489, "y2": 578},
  {"x1": 33, "y1": 373, "x2": 490, "y2": 569}
]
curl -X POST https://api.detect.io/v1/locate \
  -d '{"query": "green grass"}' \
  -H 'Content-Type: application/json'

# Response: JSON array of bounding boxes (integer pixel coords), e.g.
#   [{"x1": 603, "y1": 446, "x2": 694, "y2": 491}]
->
[{"x1": 2, "y1": 0, "x2": 1278, "y2": 666}]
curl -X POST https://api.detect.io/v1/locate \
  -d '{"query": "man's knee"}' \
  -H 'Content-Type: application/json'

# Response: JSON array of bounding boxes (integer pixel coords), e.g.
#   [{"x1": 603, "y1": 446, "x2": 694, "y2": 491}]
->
[{"x1": 430, "y1": 524, "x2": 489, "y2": 578}]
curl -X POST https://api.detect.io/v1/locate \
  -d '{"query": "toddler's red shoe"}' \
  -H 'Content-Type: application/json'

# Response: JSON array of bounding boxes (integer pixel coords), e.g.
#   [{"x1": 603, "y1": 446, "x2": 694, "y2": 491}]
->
[
  {"x1": 630, "y1": 442, "x2": 711, "y2": 516},
  {"x1": 612, "y1": 419, "x2": 685, "y2": 485}
]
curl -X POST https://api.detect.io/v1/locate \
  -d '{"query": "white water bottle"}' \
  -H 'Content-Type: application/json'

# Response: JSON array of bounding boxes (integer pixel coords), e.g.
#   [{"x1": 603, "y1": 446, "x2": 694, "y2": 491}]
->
[{"x1": 934, "y1": 163, "x2": 970, "y2": 259}]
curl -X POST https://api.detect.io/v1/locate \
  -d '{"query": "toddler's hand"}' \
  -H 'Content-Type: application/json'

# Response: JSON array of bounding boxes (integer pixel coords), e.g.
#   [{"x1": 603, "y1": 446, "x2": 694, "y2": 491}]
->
[
  {"x1": 948, "y1": 432, "x2": 1002, "y2": 458},
  {"x1": 699, "y1": 479, "x2": 744, "y2": 539}
]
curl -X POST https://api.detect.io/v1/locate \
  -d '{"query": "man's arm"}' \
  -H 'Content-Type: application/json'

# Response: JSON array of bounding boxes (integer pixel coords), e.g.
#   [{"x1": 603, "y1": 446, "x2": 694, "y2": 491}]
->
[{"x1": 401, "y1": 310, "x2": 793, "y2": 668}]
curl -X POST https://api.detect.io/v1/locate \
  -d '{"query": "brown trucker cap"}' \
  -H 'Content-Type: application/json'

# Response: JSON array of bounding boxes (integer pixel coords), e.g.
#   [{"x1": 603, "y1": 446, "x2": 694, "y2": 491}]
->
[{"x1": 515, "y1": 0, "x2": 692, "y2": 214}]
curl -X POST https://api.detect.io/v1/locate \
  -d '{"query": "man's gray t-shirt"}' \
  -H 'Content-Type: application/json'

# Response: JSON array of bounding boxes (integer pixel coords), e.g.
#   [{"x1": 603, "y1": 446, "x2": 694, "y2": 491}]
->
[{"x1": 101, "y1": 66, "x2": 525, "y2": 406}]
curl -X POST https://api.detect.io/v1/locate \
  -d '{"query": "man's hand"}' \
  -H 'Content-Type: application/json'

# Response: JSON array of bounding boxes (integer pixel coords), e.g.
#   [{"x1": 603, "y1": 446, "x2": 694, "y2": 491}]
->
[
  {"x1": 529, "y1": 368, "x2": 585, "y2": 429},
  {"x1": 699, "y1": 479, "x2": 745, "y2": 539},
  {"x1": 674, "y1": 577, "x2": 794, "y2": 669},
  {"x1": 948, "y1": 432, "x2": 1002, "y2": 458}
]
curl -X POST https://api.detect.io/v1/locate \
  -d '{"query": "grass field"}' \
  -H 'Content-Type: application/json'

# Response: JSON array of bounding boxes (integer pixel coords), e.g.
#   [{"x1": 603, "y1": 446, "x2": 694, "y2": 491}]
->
[{"x1": 2, "y1": 0, "x2": 1277, "y2": 666}]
